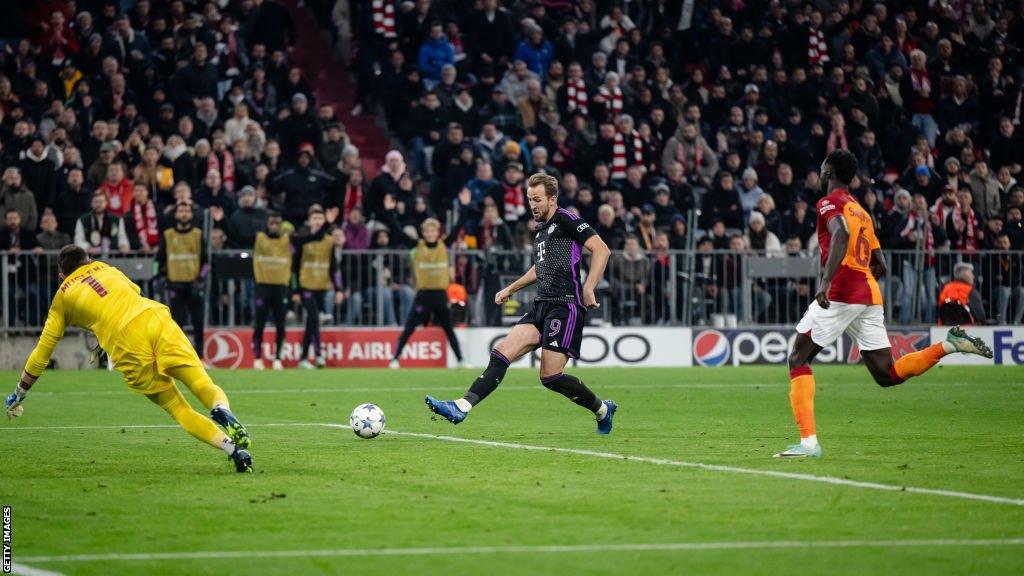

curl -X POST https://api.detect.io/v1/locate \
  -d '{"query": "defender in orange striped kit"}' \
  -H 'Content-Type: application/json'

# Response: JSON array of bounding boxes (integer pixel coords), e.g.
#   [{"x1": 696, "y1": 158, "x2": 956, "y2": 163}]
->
[{"x1": 776, "y1": 150, "x2": 993, "y2": 458}]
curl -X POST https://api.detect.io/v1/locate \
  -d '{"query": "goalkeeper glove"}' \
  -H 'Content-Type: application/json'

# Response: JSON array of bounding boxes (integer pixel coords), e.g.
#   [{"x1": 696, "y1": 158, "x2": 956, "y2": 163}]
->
[{"x1": 5, "y1": 384, "x2": 28, "y2": 419}]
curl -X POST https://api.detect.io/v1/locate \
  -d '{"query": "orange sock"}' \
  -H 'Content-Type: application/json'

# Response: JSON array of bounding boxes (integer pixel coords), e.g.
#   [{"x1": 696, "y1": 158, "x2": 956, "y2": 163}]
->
[
  {"x1": 788, "y1": 366, "x2": 816, "y2": 439},
  {"x1": 890, "y1": 343, "x2": 948, "y2": 384}
]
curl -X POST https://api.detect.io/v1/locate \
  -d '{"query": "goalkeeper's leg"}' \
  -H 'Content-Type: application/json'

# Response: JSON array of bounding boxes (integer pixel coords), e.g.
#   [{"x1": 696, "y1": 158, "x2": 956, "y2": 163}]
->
[
  {"x1": 168, "y1": 365, "x2": 251, "y2": 449},
  {"x1": 146, "y1": 382, "x2": 234, "y2": 454}
]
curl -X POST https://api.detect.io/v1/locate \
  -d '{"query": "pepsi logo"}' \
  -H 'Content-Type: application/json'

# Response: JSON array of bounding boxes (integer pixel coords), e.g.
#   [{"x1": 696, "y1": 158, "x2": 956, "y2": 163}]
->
[
  {"x1": 204, "y1": 331, "x2": 245, "y2": 369},
  {"x1": 693, "y1": 330, "x2": 729, "y2": 367}
]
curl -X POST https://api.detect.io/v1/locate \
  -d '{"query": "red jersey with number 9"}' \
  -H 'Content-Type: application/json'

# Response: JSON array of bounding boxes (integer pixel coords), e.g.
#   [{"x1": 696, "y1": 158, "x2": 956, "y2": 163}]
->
[{"x1": 815, "y1": 189, "x2": 882, "y2": 305}]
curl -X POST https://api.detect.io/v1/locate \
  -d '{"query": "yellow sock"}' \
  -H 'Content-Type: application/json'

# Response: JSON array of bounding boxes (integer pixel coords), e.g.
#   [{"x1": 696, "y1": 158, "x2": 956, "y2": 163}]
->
[
  {"x1": 788, "y1": 367, "x2": 816, "y2": 439},
  {"x1": 891, "y1": 343, "x2": 947, "y2": 383},
  {"x1": 168, "y1": 365, "x2": 229, "y2": 410},
  {"x1": 147, "y1": 386, "x2": 233, "y2": 454}
]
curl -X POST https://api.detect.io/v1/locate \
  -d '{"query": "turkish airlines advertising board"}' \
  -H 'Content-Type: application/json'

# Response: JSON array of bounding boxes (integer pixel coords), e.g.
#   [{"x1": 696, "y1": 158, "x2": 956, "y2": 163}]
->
[
  {"x1": 203, "y1": 328, "x2": 447, "y2": 368},
  {"x1": 204, "y1": 327, "x2": 695, "y2": 368}
]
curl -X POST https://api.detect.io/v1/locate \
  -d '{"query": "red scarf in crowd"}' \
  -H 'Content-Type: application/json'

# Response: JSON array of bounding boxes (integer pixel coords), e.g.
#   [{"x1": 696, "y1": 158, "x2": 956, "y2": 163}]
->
[
  {"x1": 902, "y1": 208, "x2": 936, "y2": 265},
  {"x1": 372, "y1": 0, "x2": 397, "y2": 39},
  {"x1": 502, "y1": 182, "x2": 524, "y2": 221},
  {"x1": 808, "y1": 27, "x2": 829, "y2": 65},
  {"x1": 598, "y1": 85, "x2": 623, "y2": 116},
  {"x1": 566, "y1": 78, "x2": 588, "y2": 115},
  {"x1": 676, "y1": 137, "x2": 703, "y2": 179},
  {"x1": 208, "y1": 151, "x2": 235, "y2": 193},
  {"x1": 960, "y1": 207, "x2": 979, "y2": 252},
  {"x1": 826, "y1": 130, "x2": 848, "y2": 153},
  {"x1": 931, "y1": 196, "x2": 961, "y2": 236},
  {"x1": 343, "y1": 184, "x2": 363, "y2": 220},
  {"x1": 611, "y1": 130, "x2": 644, "y2": 179},
  {"x1": 131, "y1": 199, "x2": 160, "y2": 249},
  {"x1": 931, "y1": 197, "x2": 979, "y2": 253},
  {"x1": 910, "y1": 68, "x2": 933, "y2": 113}
]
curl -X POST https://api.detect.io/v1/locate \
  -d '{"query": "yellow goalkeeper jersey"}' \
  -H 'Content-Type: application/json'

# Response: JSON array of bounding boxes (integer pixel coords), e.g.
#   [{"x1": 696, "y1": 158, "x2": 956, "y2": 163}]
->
[{"x1": 25, "y1": 261, "x2": 163, "y2": 377}]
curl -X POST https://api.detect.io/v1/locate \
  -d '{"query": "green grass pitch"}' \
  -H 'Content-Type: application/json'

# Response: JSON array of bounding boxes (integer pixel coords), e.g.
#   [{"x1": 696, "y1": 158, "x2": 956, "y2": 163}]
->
[{"x1": 1, "y1": 365, "x2": 1023, "y2": 575}]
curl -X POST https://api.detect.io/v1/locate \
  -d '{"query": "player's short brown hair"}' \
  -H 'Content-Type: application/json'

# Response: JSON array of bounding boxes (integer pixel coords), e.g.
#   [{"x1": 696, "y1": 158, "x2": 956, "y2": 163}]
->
[
  {"x1": 527, "y1": 173, "x2": 559, "y2": 198},
  {"x1": 58, "y1": 244, "x2": 89, "y2": 277}
]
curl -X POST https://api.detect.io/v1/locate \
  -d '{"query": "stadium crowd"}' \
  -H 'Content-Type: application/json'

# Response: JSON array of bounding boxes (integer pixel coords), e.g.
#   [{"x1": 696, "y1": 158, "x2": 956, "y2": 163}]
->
[{"x1": 0, "y1": 0, "x2": 1020, "y2": 330}]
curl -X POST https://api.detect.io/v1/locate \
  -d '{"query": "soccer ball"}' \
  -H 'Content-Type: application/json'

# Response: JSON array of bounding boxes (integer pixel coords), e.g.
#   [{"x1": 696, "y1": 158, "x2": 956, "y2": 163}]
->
[{"x1": 349, "y1": 403, "x2": 386, "y2": 439}]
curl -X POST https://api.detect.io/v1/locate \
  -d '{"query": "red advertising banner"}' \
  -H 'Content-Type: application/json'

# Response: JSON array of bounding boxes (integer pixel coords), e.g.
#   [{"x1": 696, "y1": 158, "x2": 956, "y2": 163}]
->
[{"x1": 203, "y1": 328, "x2": 447, "y2": 369}]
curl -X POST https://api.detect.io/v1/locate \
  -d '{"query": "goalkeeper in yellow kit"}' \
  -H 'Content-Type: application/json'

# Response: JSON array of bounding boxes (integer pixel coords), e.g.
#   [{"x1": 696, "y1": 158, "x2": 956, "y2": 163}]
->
[{"x1": 4, "y1": 244, "x2": 254, "y2": 472}]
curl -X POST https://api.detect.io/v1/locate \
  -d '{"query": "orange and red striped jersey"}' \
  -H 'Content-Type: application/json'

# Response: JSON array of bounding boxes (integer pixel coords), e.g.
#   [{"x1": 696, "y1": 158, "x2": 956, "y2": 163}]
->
[{"x1": 815, "y1": 189, "x2": 883, "y2": 306}]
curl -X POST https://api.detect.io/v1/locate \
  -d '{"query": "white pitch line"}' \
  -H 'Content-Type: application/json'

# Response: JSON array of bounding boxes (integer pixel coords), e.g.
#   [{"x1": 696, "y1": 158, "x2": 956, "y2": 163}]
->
[
  {"x1": 11, "y1": 562, "x2": 66, "y2": 575},
  {"x1": 374, "y1": 428, "x2": 1024, "y2": 508},
  {"x1": 26, "y1": 382, "x2": 790, "y2": 396},
  {"x1": 5, "y1": 422, "x2": 1024, "y2": 508},
  {"x1": 0, "y1": 422, "x2": 322, "y2": 432},
  {"x1": 26, "y1": 380, "x2": 1022, "y2": 397},
  {"x1": 17, "y1": 538, "x2": 1024, "y2": 563}
]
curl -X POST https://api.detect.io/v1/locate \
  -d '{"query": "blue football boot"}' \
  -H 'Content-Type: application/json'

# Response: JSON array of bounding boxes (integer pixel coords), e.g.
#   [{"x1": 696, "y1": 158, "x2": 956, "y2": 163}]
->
[
  {"x1": 596, "y1": 400, "x2": 617, "y2": 435},
  {"x1": 425, "y1": 396, "x2": 467, "y2": 424}
]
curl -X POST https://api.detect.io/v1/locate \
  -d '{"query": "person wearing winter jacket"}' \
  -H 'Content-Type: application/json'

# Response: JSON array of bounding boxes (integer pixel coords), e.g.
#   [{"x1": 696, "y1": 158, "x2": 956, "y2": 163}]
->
[{"x1": 418, "y1": 22, "x2": 455, "y2": 88}]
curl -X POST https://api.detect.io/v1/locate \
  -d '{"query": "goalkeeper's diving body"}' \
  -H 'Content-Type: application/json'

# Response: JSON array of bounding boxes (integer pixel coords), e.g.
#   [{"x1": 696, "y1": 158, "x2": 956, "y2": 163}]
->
[{"x1": 4, "y1": 244, "x2": 254, "y2": 472}]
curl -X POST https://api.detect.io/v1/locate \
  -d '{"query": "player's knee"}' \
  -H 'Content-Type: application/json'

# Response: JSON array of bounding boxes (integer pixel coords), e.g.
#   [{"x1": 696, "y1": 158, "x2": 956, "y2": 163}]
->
[
  {"x1": 871, "y1": 368, "x2": 898, "y2": 388},
  {"x1": 539, "y1": 372, "x2": 563, "y2": 390},
  {"x1": 788, "y1": 352, "x2": 807, "y2": 370}
]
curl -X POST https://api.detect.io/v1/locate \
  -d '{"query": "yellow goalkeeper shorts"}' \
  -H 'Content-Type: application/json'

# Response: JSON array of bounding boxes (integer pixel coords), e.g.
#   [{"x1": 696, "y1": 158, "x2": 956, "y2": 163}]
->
[{"x1": 106, "y1": 307, "x2": 203, "y2": 395}]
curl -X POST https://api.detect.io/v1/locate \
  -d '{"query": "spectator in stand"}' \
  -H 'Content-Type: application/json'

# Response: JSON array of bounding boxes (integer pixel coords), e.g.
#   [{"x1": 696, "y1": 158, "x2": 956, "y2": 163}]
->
[
  {"x1": 1, "y1": 167, "x2": 38, "y2": 232},
  {"x1": 700, "y1": 172, "x2": 743, "y2": 231},
  {"x1": 0, "y1": 209, "x2": 42, "y2": 254},
  {"x1": 514, "y1": 26, "x2": 554, "y2": 78},
  {"x1": 418, "y1": 21, "x2": 455, "y2": 90},
  {"x1": 1, "y1": 208, "x2": 44, "y2": 326},
  {"x1": 19, "y1": 137, "x2": 57, "y2": 213},
  {"x1": 738, "y1": 168, "x2": 765, "y2": 219},
  {"x1": 54, "y1": 168, "x2": 91, "y2": 236},
  {"x1": 992, "y1": 234, "x2": 1024, "y2": 324},
  {"x1": 368, "y1": 150, "x2": 407, "y2": 223},
  {"x1": 610, "y1": 234, "x2": 651, "y2": 325},
  {"x1": 278, "y1": 94, "x2": 321, "y2": 166},
  {"x1": 343, "y1": 206, "x2": 370, "y2": 251},
  {"x1": 491, "y1": 162, "x2": 527, "y2": 227},
  {"x1": 74, "y1": 191, "x2": 130, "y2": 254},
  {"x1": 272, "y1": 149, "x2": 333, "y2": 227},
  {"x1": 222, "y1": 186, "x2": 268, "y2": 250},
  {"x1": 98, "y1": 162, "x2": 133, "y2": 218},
  {"x1": 662, "y1": 123, "x2": 717, "y2": 190},
  {"x1": 127, "y1": 183, "x2": 160, "y2": 253},
  {"x1": 37, "y1": 211, "x2": 69, "y2": 251},
  {"x1": 133, "y1": 146, "x2": 175, "y2": 207},
  {"x1": 649, "y1": 184, "x2": 680, "y2": 229},
  {"x1": 595, "y1": 203, "x2": 626, "y2": 251}
]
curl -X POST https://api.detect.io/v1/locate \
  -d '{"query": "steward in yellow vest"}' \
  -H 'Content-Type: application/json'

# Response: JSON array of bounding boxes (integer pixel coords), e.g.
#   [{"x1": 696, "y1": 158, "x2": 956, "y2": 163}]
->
[
  {"x1": 251, "y1": 212, "x2": 292, "y2": 369},
  {"x1": 389, "y1": 217, "x2": 464, "y2": 367},
  {"x1": 290, "y1": 206, "x2": 343, "y2": 368},
  {"x1": 157, "y1": 202, "x2": 207, "y2": 357}
]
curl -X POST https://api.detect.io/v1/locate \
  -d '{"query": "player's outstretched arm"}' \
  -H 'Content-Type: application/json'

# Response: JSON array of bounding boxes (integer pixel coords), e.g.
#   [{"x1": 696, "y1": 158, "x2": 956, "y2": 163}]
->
[
  {"x1": 8, "y1": 296, "x2": 67, "y2": 418},
  {"x1": 495, "y1": 265, "x2": 537, "y2": 305},
  {"x1": 582, "y1": 235, "x2": 610, "y2": 309},
  {"x1": 816, "y1": 217, "x2": 849, "y2": 309}
]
